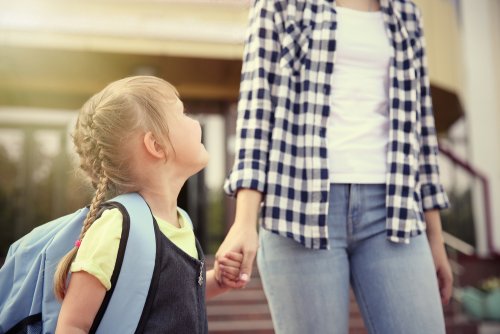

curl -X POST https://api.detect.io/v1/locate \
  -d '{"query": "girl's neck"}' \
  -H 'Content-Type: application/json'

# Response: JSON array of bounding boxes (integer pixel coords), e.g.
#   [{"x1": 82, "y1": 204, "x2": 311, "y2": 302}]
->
[{"x1": 138, "y1": 179, "x2": 185, "y2": 228}]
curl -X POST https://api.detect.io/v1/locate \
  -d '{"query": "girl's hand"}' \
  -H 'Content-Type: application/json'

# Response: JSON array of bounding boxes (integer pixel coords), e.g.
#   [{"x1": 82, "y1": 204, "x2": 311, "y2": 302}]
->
[
  {"x1": 217, "y1": 252, "x2": 247, "y2": 289},
  {"x1": 428, "y1": 234, "x2": 453, "y2": 305},
  {"x1": 218, "y1": 251, "x2": 243, "y2": 282},
  {"x1": 205, "y1": 257, "x2": 245, "y2": 299}
]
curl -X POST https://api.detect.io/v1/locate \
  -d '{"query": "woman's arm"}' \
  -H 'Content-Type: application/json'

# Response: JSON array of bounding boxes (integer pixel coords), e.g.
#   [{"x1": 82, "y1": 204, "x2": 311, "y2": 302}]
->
[
  {"x1": 415, "y1": 8, "x2": 453, "y2": 305},
  {"x1": 217, "y1": 0, "x2": 280, "y2": 286},
  {"x1": 56, "y1": 272, "x2": 106, "y2": 334},
  {"x1": 415, "y1": 8, "x2": 450, "y2": 212}
]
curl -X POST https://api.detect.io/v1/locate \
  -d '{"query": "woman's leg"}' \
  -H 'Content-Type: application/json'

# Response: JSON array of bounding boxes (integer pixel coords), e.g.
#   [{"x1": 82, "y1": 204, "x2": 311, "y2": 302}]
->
[
  {"x1": 257, "y1": 184, "x2": 352, "y2": 334},
  {"x1": 348, "y1": 184, "x2": 446, "y2": 334}
]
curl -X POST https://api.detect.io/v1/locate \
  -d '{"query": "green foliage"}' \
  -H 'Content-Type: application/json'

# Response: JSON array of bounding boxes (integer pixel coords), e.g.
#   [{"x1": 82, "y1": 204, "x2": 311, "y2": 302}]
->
[
  {"x1": 478, "y1": 276, "x2": 500, "y2": 293},
  {"x1": 0, "y1": 134, "x2": 92, "y2": 259},
  {"x1": 0, "y1": 146, "x2": 20, "y2": 257},
  {"x1": 205, "y1": 189, "x2": 226, "y2": 254}
]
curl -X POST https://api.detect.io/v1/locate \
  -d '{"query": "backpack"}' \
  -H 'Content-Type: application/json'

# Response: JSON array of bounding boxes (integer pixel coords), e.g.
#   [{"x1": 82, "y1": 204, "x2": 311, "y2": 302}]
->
[{"x1": 0, "y1": 193, "x2": 160, "y2": 334}]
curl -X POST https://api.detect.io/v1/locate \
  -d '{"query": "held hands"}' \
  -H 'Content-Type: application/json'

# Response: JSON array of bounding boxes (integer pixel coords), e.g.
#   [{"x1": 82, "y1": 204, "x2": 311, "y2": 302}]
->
[
  {"x1": 214, "y1": 189, "x2": 262, "y2": 289},
  {"x1": 216, "y1": 252, "x2": 246, "y2": 289},
  {"x1": 214, "y1": 220, "x2": 259, "y2": 289},
  {"x1": 206, "y1": 251, "x2": 246, "y2": 299}
]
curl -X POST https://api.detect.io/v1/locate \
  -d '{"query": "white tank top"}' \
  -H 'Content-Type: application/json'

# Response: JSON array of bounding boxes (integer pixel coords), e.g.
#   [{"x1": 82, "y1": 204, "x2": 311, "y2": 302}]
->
[{"x1": 328, "y1": 6, "x2": 392, "y2": 184}]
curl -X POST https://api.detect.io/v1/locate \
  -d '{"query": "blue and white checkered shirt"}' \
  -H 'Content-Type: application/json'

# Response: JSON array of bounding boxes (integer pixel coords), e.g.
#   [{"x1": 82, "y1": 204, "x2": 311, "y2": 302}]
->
[{"x1": 224, "y1": 0, "x2": 450, "y2": 249}]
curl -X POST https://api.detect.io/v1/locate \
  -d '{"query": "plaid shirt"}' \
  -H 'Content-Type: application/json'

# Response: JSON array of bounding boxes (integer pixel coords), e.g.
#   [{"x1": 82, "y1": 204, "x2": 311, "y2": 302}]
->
[{"x1": 224, "y1": 0, "x2": 450, "y2": 249}]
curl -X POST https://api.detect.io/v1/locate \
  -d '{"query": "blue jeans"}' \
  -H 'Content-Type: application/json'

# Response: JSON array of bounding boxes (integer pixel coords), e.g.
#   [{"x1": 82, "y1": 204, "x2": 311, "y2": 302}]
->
[{"x1": 257, "y1": 184, "x2": 445, "y2": 334}]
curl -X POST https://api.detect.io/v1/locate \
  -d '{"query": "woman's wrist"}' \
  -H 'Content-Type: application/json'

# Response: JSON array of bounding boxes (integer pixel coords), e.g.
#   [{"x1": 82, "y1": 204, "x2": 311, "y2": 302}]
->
[
  {"x1": 234, "y1": 189, "x2": 263, "y2": 226},
  {"x1": 426, "y1": 231, "x2": 445, "y2": 245}
]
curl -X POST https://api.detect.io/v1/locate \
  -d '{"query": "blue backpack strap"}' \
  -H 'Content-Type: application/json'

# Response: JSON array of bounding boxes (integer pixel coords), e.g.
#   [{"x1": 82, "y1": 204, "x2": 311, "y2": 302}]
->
[{"x1": 94, "y1": 193, "x2": 156, "y2": 334}]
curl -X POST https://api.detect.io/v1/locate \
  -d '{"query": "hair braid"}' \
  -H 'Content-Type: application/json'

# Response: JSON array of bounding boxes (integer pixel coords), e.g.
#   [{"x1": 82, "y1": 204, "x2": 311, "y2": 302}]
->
[
  {"x1": 79, "y1": 174, "x2": 109, "y2": 240},
  {"x1": 54, "y1": 112, "x2": 111, "y2": 300}
]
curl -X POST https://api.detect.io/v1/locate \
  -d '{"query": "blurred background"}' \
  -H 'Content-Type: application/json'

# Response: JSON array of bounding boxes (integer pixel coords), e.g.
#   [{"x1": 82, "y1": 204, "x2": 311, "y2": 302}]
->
[{"x1": 0, "y1": 0, "x2": 499, "y2": 332}]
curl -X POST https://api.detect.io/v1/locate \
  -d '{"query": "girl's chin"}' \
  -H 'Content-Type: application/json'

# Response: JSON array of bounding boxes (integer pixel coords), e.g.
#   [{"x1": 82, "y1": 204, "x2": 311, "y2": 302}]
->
[
  {"x1": 200, "y1": 152, "x2": 210, "y2": 166},
  {"x1": 194, "y1": 151, "x2": 210, "y2": 171}
]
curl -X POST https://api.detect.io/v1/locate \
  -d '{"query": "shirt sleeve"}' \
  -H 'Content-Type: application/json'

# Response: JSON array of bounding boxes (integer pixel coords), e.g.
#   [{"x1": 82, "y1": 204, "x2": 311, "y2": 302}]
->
[
  {"x1": 70, "y1": 208, "x2": 122, "y2": 290},
  {"x1": 415, "y1": 8, "x2": 450, "y2": 211},
  {"x1": 223, "y1": 0, "x2": 279, "y2": 197}
]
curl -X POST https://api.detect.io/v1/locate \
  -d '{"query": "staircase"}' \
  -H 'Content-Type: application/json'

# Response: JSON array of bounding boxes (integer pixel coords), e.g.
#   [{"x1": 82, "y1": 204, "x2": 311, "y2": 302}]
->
[{"x1": 207, "y1": 274, "x2": 273, "y2": 334}]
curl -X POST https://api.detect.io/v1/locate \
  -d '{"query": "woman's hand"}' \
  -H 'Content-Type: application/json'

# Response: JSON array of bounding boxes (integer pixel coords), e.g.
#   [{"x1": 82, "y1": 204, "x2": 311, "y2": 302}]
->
[
  {"x1": 425, "y1": 210, "x2": 453, "y2": 305},
  {"x1": 428, "y1": 235, "x2": 453, "y2": 305},
  {"x1": 214, "y1": 221, "x2": 259, "y2": 287},
  {"x1": 214, "y1": 189, "x2": 262, "y2": 288}
]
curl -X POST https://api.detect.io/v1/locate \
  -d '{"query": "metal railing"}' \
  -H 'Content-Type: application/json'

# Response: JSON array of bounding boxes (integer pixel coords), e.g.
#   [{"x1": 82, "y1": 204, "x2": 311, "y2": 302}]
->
[{"x1": 439, "y1": 143, "x2": 496, "y2": 256}]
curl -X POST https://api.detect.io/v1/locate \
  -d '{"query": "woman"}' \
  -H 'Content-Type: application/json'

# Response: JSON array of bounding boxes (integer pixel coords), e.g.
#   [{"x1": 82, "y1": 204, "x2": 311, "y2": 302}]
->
[{"x1": 216, "y1": 0, "x2": 453, "y2": 333}]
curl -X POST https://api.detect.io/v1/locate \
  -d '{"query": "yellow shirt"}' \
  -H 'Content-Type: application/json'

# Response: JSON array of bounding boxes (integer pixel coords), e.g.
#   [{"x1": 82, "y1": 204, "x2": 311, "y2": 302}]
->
[{"x1": 70, "y1": 208, "x2": 198, "y2": 290}]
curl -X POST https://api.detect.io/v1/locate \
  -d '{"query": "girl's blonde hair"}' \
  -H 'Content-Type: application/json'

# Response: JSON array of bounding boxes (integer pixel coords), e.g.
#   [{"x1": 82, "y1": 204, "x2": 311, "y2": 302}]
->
[{"x1": 54, "y1": 76, "x2": 179, "y2": 300}]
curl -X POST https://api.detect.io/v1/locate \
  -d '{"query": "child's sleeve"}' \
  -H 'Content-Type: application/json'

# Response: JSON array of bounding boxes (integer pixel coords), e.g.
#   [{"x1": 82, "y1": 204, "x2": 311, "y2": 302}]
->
[{"x1": 70, "y1": 208, "x2": 122, "y2": 290}]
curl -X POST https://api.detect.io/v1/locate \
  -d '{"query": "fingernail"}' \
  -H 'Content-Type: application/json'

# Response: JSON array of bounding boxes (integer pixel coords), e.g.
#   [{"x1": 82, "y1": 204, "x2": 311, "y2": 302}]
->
[{"x1": 240, "y1": 273, "x2": 249, "y2": 282}]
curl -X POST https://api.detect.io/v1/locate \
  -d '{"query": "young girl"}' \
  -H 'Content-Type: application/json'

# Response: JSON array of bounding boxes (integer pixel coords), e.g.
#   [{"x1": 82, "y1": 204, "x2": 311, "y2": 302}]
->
[{"x1": 54, "y1": 76, "x2": 244, "y2": 333}]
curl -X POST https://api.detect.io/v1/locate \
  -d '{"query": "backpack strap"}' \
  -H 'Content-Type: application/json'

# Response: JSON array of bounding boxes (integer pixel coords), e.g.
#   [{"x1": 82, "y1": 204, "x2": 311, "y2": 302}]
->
[{"x1": 93, "y1": 193, "x2": 156, "y2": 334}]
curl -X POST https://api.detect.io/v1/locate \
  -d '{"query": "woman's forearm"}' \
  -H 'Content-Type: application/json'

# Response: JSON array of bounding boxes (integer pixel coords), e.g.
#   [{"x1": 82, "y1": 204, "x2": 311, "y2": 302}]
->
[
  {"x1": 424, "y1": 209, "x2": 444, "y2": 243},
  {"x1": 234, "y1": 189, "x2": 263, "y2": 226}
]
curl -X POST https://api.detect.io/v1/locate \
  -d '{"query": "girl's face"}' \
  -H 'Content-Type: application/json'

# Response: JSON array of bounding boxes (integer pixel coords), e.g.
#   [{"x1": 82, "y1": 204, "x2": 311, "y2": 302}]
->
[{"x1": 166, "y1": 97, "x2": 209, "y2": 174}]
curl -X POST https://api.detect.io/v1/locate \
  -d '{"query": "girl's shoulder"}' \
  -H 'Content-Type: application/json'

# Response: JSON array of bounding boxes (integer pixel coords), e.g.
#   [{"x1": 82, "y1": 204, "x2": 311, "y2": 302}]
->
[
  {"x1": 71, "y1": 208, "x2": 124, "y2": 290},
  {"x1": 78, "y1": 207, "x2": 124, "y2": 253},
  {"x1": 89, "y1": 207, "x2": 124, "y2": 234}
]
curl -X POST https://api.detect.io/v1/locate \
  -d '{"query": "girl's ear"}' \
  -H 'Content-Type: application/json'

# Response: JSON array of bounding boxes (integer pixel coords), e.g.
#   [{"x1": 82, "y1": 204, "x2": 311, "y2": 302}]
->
[{"x1": 143, "y1": 132, "x2": 166, "y2": 159}]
